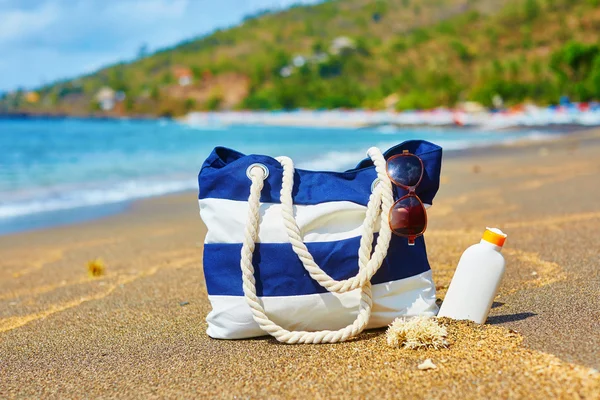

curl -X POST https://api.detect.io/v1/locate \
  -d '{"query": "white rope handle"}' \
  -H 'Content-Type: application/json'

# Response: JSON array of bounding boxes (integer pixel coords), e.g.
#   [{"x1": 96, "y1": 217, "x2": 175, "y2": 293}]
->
[
  {"x1": 276, "y1": 147, "x2": 395, "y2": 293},
  {"x1": 239, "y1": 147, "x2": 394, "y2": 343}
]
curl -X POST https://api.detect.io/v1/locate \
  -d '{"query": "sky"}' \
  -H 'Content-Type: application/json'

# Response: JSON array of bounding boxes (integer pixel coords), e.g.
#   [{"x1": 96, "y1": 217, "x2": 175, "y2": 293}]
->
[{"x1": 0, "y1": 0, "x2": 321, "y2": 92}]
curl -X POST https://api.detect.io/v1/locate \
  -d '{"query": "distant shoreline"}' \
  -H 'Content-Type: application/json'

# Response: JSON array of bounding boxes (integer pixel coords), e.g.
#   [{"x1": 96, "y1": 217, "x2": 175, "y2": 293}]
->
[
  {"x1": 3, "y1": 111, "x2": 600, "y2": 132},
  {"x1": 0, "y1": 112, "x2": 157, "y2": 122}
]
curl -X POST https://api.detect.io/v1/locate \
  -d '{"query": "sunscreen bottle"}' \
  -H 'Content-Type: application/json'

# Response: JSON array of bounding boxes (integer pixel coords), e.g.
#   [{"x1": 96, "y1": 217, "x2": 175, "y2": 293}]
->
[{"x1": 437, "y1": 227, "x2": 507, "y2": 324}]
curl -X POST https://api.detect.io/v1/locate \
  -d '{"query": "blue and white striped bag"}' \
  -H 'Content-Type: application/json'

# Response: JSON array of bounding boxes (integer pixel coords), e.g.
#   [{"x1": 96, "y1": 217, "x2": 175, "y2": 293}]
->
[{"x1": 198, "y1": 140, "x2": 442, "y2": 343}]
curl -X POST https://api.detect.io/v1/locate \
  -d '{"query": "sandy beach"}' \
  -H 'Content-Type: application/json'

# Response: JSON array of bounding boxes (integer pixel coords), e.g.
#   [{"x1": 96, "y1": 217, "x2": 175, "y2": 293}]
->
[{"x1": 1, "y1": 130, "x2": 599, "y2": 399}]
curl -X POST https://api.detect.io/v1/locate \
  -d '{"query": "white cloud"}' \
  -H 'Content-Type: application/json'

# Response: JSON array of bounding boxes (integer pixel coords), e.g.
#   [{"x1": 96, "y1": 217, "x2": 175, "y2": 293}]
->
[{"x1": 0, "y1": 2, "x2": 58, "y2": 42}]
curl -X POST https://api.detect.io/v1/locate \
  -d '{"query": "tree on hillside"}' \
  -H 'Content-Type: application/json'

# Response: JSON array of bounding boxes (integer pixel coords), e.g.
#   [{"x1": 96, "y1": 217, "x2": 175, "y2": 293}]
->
[
  {"x1": 550, "y1": 42, "x2": 600, "y2": 100},
  {"x1": 138, "y1": 44, "x2": 149, "y2": 59},
  {"x1": 587, "y1": 56, "x2": 600, "y2": 98},
  {"x1": 524, "y1": 0, "x2": 541, "y2": 22},
  {"x1": 550, "y1": 42, "x2": 600, "y2": 82}
]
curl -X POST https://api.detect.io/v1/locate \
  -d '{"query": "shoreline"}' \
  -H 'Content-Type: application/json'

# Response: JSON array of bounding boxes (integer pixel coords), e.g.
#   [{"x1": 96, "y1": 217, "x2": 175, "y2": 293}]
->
[
  {"x1": 0, "y1": 112, "x2": 158, "y2": 121},
  {"x1": 1, "y1": 126, "x2": 598, "y2": 238},
  {"x1": 3, "y1": 110, "x2": 600, "y2": 131}
]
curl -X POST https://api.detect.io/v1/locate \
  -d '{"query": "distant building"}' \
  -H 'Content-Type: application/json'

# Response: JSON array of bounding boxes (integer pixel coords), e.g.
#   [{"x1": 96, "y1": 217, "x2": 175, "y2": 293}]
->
[
  {"x1": 25, "y1": 91, "x2": 40, "y2": 103},
  {"x1": 492, "y1": 95, "x2": 504, "y2": 109},
  {"x1": 292, "y1": 55, "x2": 306, "y2": 68},
  {"x1": 330, "y1": 36, "x2": 355, "y2": 55},
  {"x1": 96, "y1": 87, "x2": 116, "y2": 111},
  {"x1": 280, "y1": 66, "x2": 293, "y2": 78},
  {"x1": 173, "y1": 66, "x2": 193, "y2": 86}
]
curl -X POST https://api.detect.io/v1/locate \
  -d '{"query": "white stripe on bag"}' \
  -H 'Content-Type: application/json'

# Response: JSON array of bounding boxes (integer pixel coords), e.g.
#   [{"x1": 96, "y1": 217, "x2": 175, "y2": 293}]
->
[{"x1": 199, "y1": 198, "x2": 430, "y2": 244}]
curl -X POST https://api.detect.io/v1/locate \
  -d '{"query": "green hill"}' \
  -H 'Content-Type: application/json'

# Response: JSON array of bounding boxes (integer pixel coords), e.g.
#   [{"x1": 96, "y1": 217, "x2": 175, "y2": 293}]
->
[{"x1": 3, "y1": 0, "x2": 600, "y2": 117}]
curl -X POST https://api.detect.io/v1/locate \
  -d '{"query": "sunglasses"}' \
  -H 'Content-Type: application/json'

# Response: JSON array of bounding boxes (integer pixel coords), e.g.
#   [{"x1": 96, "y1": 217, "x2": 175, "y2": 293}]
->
[{"x1": 386, "y1": 150, "x2": 427, "y2": 246}]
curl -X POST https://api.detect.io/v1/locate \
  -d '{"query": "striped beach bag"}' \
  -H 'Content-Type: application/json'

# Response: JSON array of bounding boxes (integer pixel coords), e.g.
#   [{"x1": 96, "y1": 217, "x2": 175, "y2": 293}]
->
[{"x1": 198, "y1": 140, "x2": 442, "y2": 343}]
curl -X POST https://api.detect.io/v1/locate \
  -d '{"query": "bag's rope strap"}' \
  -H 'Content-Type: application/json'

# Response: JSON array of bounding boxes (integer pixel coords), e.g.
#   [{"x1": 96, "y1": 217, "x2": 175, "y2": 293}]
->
[
  {"x1": 276, "y1": 147, "x2": 394, "y2": 293},
  {"x1": 240, "y1": 147, "x2": 393, "y2": 343}
]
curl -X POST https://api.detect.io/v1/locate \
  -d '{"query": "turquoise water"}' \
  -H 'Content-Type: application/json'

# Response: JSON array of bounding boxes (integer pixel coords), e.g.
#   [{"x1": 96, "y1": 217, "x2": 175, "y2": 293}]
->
[{"x1": 0, "y1": 117, "x2": 552, "y2": 234}]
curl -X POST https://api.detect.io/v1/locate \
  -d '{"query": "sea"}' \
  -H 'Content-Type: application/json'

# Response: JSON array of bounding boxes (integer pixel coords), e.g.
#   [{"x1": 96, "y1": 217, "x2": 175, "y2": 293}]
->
[{"x1": 0, "y1": 117, "x2": 556, "y2": 235}]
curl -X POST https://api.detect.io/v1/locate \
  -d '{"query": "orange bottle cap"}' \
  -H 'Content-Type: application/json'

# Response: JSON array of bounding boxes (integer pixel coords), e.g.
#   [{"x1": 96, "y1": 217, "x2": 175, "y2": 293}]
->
[{"x1": 482, "y1": 227, "x2": 507, "y2": 247}]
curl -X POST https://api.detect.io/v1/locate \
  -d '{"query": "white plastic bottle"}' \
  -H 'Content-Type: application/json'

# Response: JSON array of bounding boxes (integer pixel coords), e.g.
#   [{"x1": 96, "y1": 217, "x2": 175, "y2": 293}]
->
[{"x1": 437, "y1": 227, "x2": 507, "y2": 324}]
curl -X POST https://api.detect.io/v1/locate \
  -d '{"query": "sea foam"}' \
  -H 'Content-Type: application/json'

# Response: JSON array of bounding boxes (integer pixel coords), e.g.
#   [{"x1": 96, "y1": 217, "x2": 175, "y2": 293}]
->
[{"x1": 0, "y1": 179, "x2": 197, "y2": 219}]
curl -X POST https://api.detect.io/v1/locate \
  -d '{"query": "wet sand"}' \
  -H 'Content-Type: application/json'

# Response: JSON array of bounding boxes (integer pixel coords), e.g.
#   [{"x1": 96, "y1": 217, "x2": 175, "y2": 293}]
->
[{"x1": 1, "y1": 131, "x2": 599, "y2": 399}]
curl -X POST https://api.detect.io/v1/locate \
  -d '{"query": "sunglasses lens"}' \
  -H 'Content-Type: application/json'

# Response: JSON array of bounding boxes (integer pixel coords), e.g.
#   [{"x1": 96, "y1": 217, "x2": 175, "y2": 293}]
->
[
  {"x1": 387, "y1": 154, "x2": 423, "y2": 187},
  {"x1": 389, "y1": 196, "x2": 426, "y2": 236}
]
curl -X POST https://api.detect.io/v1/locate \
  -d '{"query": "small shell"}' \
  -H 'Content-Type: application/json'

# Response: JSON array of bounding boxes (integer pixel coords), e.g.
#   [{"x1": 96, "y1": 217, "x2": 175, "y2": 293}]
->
[{"x1": 417, "y1": 359, "x2": 437, "y2": 370}]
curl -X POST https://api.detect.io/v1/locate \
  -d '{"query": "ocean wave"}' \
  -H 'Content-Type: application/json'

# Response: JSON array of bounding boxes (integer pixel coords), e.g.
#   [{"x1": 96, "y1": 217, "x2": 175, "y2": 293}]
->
[{"x1": 0, "y1": 179, "x2": 197, "y2": 219}]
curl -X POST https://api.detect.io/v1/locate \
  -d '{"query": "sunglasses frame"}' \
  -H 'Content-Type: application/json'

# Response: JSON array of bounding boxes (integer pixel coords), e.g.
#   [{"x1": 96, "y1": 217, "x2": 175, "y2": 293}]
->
[{"x1": 386, "y1": 150, "x2": 428, "y2": 245}]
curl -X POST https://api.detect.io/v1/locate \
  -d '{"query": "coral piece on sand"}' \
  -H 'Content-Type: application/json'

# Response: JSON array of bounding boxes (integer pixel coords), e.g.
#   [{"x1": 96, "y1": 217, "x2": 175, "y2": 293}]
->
[
  {"x1": 87, "y1": 258, "x2": 105, "y2": 277},
  {"x1": 386, "y1": 316, "x2": 448, "y2": 349},
  {"x1": 417, "y1": 359, "x2": 437, "y2": 370}
]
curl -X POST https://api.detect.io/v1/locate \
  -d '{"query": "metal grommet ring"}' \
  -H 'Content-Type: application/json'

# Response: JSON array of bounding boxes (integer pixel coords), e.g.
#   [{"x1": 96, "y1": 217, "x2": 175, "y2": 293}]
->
[
  {"x1": 371, "y1": 178, "x2": 382, "y2": 193},
  {"x1": 246, "y1": 163, "x2": 269, "y2": 180}
]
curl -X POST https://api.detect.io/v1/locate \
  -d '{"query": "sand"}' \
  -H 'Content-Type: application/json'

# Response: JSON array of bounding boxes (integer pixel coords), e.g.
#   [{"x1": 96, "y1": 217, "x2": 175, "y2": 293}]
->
[{"x1": 1, "y1": 130, "x2": 599, "y2": 399}]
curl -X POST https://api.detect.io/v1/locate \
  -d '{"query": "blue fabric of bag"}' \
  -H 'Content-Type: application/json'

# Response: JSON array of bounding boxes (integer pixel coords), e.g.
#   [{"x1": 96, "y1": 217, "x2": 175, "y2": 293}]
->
[{"x1": 199, "y1": 140, "x2": 443, "y2": 297}]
